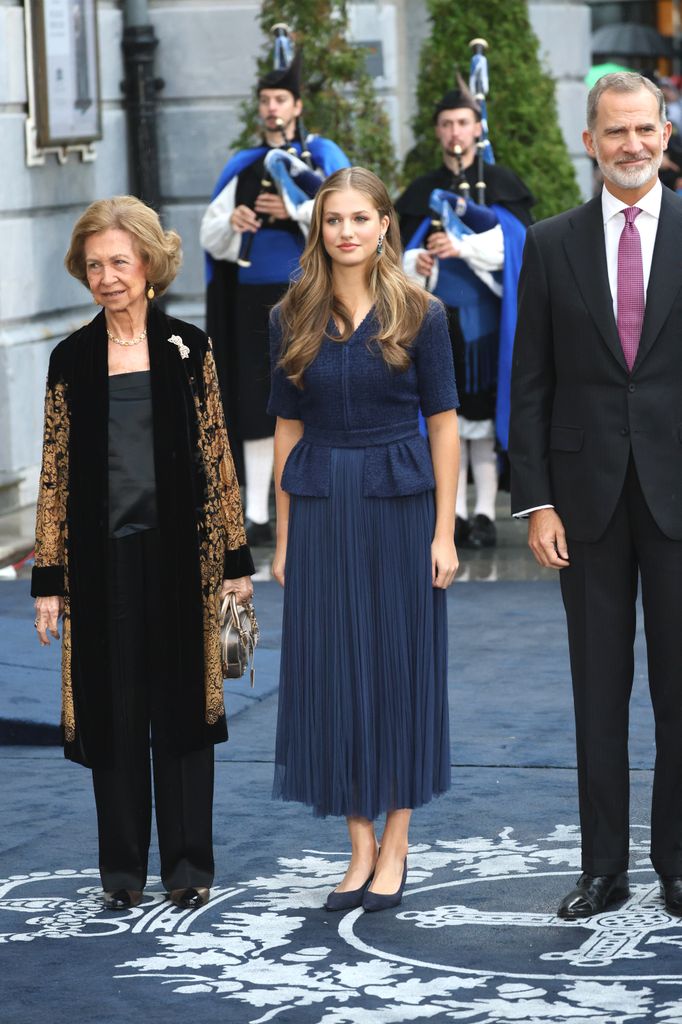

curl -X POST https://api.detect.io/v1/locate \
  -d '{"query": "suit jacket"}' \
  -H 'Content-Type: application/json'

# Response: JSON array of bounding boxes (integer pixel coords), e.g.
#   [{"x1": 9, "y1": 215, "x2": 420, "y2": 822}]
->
[
  {"x1": 509, "y1": 186, "x2": 682, "y2": 542},
  {"x1": 30, "y1": 305, "x2": 254, "y2": 768}
]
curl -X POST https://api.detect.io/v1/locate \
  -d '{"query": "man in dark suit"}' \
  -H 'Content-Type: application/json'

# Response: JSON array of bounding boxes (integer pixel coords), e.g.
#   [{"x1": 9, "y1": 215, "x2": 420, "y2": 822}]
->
[{"x1": 509, "y1": 72, "x2": 682, "y2": 920}]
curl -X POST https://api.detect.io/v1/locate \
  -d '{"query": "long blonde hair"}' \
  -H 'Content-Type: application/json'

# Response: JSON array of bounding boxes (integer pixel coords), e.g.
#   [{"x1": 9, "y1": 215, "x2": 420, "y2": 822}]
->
[{"x1": 277, "y1": 167, "x2": 430, "y2": 386}]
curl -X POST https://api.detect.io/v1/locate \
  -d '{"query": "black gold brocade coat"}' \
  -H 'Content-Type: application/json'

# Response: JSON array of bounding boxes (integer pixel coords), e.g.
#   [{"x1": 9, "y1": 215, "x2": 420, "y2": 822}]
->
[{"x1": 30, "y1": 305, "x2": 254, "y2": 768}]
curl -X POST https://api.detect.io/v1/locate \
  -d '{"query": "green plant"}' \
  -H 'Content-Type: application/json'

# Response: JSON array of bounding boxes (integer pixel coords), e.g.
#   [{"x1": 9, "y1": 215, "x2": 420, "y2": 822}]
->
[
  {"x1": 406, "y1": 0, "x2": 581, "y2": 219},
  {"x1": 235, "y1": 1, "x2": 398, "y2": 189}
]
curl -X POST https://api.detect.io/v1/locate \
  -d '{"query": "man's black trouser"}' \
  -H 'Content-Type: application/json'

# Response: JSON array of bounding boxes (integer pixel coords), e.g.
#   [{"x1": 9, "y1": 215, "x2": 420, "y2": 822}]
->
[{"x1": 561, "y1": 457, "x2": 682, "y2": 877}]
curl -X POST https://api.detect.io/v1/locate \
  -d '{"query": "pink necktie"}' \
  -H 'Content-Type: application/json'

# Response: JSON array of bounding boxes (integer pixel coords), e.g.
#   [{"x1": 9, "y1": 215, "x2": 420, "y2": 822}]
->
[{"x1": 617, "y1": 206, "x2": 644, "y2": 371}]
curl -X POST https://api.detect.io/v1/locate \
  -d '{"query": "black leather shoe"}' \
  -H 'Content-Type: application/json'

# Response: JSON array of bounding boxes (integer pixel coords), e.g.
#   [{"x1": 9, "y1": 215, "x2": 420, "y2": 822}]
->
[
  {"x1": 557, "y1": 872, "x2": 629, "y2": 919},
  {"x1": 103, "y1": 889, "x2": 142, "y2": 910},
  {"x1": 245, "y1": 519, "x2": 273, "y2": 547},
  {"x1": 469, "y1": 514, "x2": 497, "y2": 549},
  {"x1": 660, "y1": 875, "x2": 682, "y2": 916},
  {"x1": 169, "y1": 886, "x2": 210, "y2": 909}
]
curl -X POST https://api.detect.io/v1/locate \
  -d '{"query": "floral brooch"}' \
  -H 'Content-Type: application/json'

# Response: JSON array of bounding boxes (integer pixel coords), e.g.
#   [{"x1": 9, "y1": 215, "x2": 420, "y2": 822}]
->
[{"x1": 168, "y1": 334, "x2": 189, "y2": 359}]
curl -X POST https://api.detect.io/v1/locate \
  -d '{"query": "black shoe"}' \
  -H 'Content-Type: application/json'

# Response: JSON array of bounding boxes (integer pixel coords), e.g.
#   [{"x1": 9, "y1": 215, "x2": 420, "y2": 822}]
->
[
  {"x1": 557, "y1": 872, "x2": 629, "y2": 919},
  {"x1": 362, "y1": 859, "x2": 408, "y2": 913},
  {"x1": 169, "y1": 886, "x2": 210, "y2": 909},
  {"x1": 245, "y1": 519, "x2": 273, "y2": 547},
  {"x1": 103, "y1": 888, "x2": 142, "y2": 910},
  {"x1": 468, "y1": 514, "x2": 497, "y2": 549},
  {"x1": 660, "y1": 875, "x2": 682, "y2": 916},
  {"x1": 325, "y1": 873, "x2": 374, "y2": 912},
  {"x1": 454, "y1": 517, "x2": 470, "y2": 547}
]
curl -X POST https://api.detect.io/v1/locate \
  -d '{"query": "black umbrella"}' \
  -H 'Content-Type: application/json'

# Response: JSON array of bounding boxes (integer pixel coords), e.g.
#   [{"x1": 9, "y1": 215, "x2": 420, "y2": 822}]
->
[{"x1": 592, "y1": 23, "x2": 673, "y2": 58}]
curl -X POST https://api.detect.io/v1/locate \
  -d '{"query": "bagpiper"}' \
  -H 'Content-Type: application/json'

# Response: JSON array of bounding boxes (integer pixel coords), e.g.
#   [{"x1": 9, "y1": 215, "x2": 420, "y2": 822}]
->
[
  {"x1": 396, "y1": 50, "x2": 534, "y2": 549},
  {"x1": 201, "y1": 26, "x2": 349, "y2": 546}
]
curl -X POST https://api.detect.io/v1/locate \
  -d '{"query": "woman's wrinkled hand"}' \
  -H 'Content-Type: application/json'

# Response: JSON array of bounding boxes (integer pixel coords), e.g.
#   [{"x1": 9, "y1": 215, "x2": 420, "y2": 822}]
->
[
  {"x1": 431, "y1": 538, "x2": 459, "y2": 589},
  {"x1": 34, "y1": 596, "x2": 64, "y2": 646},
  {"x1": 220, "y1": 576, "x2": 254, "y2": 604}
]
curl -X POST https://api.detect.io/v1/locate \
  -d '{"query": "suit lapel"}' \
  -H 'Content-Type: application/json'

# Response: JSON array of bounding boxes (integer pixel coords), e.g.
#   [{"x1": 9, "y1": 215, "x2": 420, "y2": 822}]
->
[
  {"x1": 562, "y1": 195, "x2": 629, "y2": 372},
  {"x1": 634, "y1": 186, "x2": 682, "y2": 371}
]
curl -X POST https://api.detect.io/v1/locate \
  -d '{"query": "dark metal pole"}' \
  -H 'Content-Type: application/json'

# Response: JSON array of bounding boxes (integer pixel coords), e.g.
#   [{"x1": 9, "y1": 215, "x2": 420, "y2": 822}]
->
[{"x1": 121, "y1": 0, "x2": 164, "y2": 209}]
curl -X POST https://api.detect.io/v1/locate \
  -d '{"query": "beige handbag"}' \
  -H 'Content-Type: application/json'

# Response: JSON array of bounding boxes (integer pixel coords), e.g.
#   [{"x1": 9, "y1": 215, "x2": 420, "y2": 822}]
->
[{"x1": 219, "y1": 593, "x2": 259, "y2": 685}]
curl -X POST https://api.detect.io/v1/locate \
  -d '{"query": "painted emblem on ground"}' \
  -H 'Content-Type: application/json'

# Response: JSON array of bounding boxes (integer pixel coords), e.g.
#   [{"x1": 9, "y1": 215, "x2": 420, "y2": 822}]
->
[{"x1": 2, "y1": 826, "x2": 682, "y2": 1022}]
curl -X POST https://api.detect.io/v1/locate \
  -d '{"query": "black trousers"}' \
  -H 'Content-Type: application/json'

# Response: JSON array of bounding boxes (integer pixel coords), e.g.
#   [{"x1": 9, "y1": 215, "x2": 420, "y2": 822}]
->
[
  {"x1": 560, "y1": 458, "x2": 682, "y2": 876},
  {"x1": 92, "y1": 530, "x2": 215, "y2": 892}
]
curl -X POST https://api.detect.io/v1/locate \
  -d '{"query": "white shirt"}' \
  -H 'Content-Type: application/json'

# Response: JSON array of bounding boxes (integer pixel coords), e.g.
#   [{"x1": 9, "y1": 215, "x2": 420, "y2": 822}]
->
[
  {"x1": 513, "y1": 178, "x2": 662, "y2": 520},
  {"x1": 602, "y1": 177, "x2": 661, "y2": 319}
]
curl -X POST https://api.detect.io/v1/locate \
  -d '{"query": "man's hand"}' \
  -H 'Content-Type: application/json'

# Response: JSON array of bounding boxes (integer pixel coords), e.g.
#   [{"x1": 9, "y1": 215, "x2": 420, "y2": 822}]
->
[
  {"x1": 528, "y1": 508, "x2": 570, "y2": 569},
  {"x1": 426, "y1": 230, "x2": 461, "y2": 260},
  {"x1": 254, "y1": 193, "x2": 288, "y2": 221},
  {"x1": 416, "y1": 250, "x2": 435, "y2": 277},
  {"x1": 230, "y1": 204, "x2": 261, "y2": 233}
]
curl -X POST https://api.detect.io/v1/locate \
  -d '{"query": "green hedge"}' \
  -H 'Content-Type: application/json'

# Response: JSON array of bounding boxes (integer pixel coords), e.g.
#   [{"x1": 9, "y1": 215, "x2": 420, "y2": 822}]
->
[{"x1": 405, "y1": 0, "x2": 582, "y2": 220}]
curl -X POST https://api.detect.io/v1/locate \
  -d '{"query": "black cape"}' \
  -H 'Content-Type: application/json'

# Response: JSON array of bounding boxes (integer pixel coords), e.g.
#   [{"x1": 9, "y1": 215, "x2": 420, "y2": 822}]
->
[
  {"x1": 395, "y1": 162, "x2": 534, "y2": 421},
  {"x1": 395, "y1": 162, "x2": 535, "y2": 248}
]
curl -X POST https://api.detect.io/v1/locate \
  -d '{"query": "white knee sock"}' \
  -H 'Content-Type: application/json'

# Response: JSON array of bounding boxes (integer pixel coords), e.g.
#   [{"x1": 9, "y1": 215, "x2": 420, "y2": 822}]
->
[
  {"x1": 456, "y1": 439, "x2": 469, "y2": 520},
  {"x1": 470, "y1": 437, "x2": 498, "y2": 521},
  {"x1": 244, "y1": 437, "x2": 274, "y2": 524}
]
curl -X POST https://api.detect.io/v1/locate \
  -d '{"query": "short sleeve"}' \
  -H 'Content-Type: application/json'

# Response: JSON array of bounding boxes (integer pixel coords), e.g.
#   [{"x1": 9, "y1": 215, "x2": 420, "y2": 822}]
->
[
  {"x1": 267, "y1": 308, "x2": 302, "y2": 420},
  {"x1": 413, "y1": 301, "x2": 459, "y2": 416}
]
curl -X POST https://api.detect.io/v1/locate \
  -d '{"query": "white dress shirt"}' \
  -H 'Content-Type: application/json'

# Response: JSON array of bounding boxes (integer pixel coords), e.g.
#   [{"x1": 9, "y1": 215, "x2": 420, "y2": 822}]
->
[
  {"x1": 513, "y1": 178, "x2": 662, "y2": 520},
  {"x1": 602, "y1": 177, "x2": 661, "y2": 319}
]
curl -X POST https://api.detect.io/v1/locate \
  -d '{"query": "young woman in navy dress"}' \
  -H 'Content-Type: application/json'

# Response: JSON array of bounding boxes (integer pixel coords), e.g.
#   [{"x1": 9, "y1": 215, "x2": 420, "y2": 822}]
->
[{"x1": 268, "y1": 167, "x2": 459, "y2": 912}]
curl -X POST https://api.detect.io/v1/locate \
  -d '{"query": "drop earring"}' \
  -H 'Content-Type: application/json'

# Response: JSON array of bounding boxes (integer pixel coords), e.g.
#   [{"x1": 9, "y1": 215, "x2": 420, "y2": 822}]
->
[
  {"x1": 376, "y1": 234, "x2": 384, "y2": 256},
  {"x1": 146, "y1": 284, "x2": 155, "y2": 300}
]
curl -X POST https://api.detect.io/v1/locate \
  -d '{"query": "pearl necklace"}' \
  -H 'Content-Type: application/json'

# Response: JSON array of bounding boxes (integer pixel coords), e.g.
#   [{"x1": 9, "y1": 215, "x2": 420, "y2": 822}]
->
[{"x1": 106, "y1": 327, "x2": 147, "y2": 347}]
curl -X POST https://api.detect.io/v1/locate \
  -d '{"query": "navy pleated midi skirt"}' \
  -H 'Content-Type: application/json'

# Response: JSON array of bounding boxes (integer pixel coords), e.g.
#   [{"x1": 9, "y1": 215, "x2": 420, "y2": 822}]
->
[{"x1": 273, "y1": 446, "x2": 451, "y2": 819}]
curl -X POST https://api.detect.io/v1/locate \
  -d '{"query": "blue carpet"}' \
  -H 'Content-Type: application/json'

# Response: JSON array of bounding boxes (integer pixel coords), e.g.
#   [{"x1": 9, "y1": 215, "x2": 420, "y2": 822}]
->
[{"x1": 1, "y1": 577, "x2": 676, "y2": 1023}]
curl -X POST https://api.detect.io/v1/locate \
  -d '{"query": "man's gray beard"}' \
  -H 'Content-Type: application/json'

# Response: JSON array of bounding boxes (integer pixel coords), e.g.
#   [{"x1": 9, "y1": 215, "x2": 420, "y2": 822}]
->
[{"x1": 597, "y1": 150, "x2": 662, "y2": 190}]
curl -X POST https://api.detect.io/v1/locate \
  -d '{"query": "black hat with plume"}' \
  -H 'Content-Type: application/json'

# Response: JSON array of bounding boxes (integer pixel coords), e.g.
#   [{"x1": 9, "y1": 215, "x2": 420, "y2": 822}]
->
[
  {"x1": 433, "y1": 72, "x2": 482, "y2": 122},
  {"x1": 258, "y1": 24, "x2": 302, "y2": 99}
]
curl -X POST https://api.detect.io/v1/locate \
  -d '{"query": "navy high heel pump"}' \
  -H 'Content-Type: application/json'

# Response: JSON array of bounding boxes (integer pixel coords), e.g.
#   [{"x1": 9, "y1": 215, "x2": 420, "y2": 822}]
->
[
  {"x1": 325, "y1": 872, "x2": 374, "y2": 912},
  {"x1": 362, "y1": 858, "x2": 407, "y2": 913}
]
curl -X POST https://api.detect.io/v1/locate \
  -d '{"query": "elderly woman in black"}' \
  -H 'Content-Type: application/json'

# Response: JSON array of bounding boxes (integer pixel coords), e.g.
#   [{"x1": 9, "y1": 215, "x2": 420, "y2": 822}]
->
[{"x1": 32, "y1": 196, "x2": 254, "y2": 911}]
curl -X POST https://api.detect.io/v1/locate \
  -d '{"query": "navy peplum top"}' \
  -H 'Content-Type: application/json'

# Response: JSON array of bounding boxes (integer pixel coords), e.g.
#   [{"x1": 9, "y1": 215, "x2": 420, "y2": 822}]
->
[{"x1": 268, "y1": 300, "x2": 458, "y2": 498}]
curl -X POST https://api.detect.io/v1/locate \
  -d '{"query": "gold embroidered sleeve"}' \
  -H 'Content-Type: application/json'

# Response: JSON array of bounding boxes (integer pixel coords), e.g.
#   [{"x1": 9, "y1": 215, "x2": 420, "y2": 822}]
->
[
  {"x1": 34, "y1": 378, "x2": 69, "y2": 585},
  {"x1": 201, "y1": 345, "x2": 247, "y2": 553}
]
